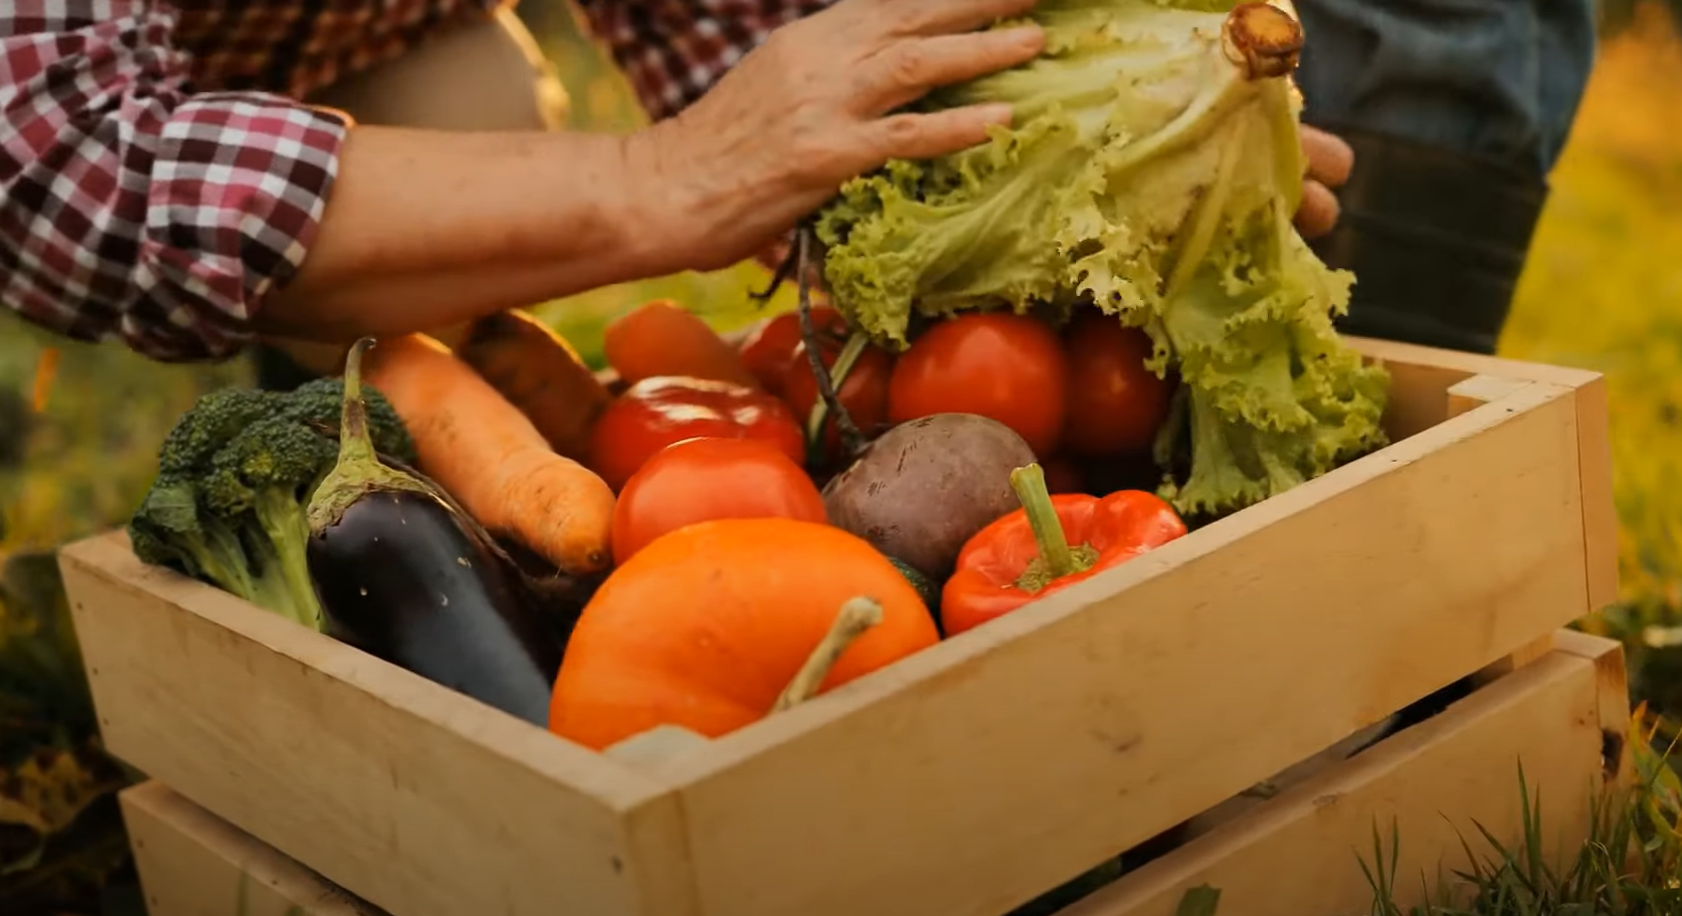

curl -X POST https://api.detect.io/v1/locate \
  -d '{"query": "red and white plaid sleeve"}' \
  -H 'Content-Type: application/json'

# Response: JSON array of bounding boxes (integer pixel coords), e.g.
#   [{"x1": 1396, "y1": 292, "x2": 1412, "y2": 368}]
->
[
  {"x1": 1, "y1": 2, "x2": 348, "y2": 362},
  {"x1": 574, "y1": 0, "x2": 841, "y2": 123}
]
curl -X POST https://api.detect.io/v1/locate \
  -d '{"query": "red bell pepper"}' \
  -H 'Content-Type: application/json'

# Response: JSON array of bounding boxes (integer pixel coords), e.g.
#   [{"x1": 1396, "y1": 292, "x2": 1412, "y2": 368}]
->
[{"x1": 939, "y1": 464, "x2": 1188, "y2": 637}]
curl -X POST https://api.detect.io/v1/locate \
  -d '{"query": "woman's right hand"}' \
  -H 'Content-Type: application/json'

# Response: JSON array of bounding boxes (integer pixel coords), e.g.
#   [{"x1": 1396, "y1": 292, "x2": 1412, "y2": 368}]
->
[{"x1": 625, "y1": 0, "x2": 1045, "y2": 276}]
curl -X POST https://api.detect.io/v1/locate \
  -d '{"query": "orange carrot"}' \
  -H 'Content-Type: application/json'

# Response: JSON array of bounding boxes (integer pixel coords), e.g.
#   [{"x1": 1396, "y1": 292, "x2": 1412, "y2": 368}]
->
[
  {"x1": 602, "y1": 299, "x2": 760, "y2": 389},
  {"x1": 362, "y1": 334, "x2": 616, "y2": 576},
  {"x1": 456, "y1": 310, "x2": 612, "y2": 462},
  {"x1": 30, "y1": 347, "x2": 59, "y2": 413}
]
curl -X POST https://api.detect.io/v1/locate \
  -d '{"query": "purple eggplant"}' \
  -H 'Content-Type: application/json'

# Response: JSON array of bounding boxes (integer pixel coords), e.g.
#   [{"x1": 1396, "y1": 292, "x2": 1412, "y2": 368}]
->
[{"x1": 305, "y1": 338, "x2": 561, "y2": 726}]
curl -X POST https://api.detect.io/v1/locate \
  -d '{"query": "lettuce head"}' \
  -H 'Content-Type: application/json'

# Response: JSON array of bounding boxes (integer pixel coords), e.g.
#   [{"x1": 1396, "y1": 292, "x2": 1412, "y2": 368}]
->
[{"x1": 814, "y1": 0, "x2": 1390, "y2": 520}]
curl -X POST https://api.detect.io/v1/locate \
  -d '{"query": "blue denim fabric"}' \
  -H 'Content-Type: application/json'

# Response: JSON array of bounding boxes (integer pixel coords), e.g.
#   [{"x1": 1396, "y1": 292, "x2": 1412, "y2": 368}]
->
[{"x1": 1292, "y1": 0, "x2": 1598, "y2": 177}]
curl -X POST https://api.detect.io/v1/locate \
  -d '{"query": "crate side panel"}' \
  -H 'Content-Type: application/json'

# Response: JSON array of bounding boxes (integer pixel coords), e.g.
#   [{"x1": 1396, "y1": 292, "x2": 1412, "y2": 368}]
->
[
  {"x1": 63, "y1": 535, "x2": 699, "y2": 916},
  {"x1": 121, "y1": 781, "x2": 380, "y2": 916},
  {"x1": 673, "y1": 385, "x2": 1590, "y2": 916},
  {"x1": 1065, "y1": 641, "x2": 1623, "y2": 916}
]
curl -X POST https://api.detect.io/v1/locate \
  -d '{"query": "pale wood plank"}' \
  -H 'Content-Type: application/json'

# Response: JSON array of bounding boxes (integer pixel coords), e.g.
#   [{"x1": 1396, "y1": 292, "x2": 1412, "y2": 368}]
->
[
  {"x1": 121, "y1": 781, "x2": 381, "y2": 916},
  {"x1": 658, "y1": 382, "x2": 1593, "y2": 916},
  {"x1": 1357, "y1": 338, "x2": 1618, "y2": 618},
  {"x1": 60, "y1": 534, "x2": 702, "y2": 916},
  {"x1": 1063, "y1": 636, "x2": 1628, "y2": 916},
  {"x1": 1570, "y1": 375, "x2": 1620, "y2": 614}
]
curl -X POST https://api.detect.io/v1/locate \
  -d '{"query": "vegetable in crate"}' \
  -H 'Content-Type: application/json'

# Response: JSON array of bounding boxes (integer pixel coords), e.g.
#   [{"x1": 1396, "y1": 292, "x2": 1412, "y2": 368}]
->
[
  {"x1": 814, "y1": 0, "x2": 1390, "y2": 519},
  {"x1": 783, "y1": 333, "x2": 895, "y2": 466},
  {"x1": 611, "y1": 437, "x2": 828, "y2": 565},
  {"x1": 307, "y1": 339, "x2": 563, "y2": 727},
  {"x1": 549, "y1": 517, "x2": 939, "y2": 751},
  {"x1": 887, "y1": 311, "x2": 1069, "y2": 458},
  {"x1": 823, "y1": 413, "x2": 1038, "y2": 581},
  {"x1": 362, "y1": 333, "x2": 617, "y2": 577},
  {"x1": 603, "y1": 299, "x2": 760, "y2": 389},
  {"x1": 455, "y1": 309, "x2": 612, "y2": 461},
  {"x1": 128, "y1": 380, "x2": 415, "y2": 630},
  {"x1": 588, "y1": 376, "x2": 806, "y2": 492},
  {"x1": 941, "y1": 464, "x2": 1187, "y2": 636},
  {"x1": 739, "y1": 305, "x2": 849, "y2": 396},
  {"x1": 1060, "y1": 310, "x2": 1173, "y2": 458}
]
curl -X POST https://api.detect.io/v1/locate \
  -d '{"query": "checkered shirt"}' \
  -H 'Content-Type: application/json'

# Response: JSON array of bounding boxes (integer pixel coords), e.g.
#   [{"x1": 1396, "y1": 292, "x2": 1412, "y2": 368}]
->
[{"x1": 1, "y1": 0, "x2": 836, "y2": 362}]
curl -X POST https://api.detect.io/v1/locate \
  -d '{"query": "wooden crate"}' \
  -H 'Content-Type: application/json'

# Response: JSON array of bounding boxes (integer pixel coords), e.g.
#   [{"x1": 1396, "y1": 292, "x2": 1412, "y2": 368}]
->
[
  {"x1": 120, "y1": 781, "x2": 382, "y2": 916},
  {"x1": 61, "y1": 338, "x2": 1618, "y2": 916},
  {"x1": 116, "y1": 631, "x2": 1630, "y2": 916}
]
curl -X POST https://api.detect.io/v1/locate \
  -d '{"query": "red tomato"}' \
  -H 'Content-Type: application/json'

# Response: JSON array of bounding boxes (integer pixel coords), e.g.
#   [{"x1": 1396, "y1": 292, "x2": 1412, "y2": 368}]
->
[
  {"x1": 887, "y1": 312, "x2": 1069, "y2": 457},
  {"x1": 737, "y1": 307, "x2": 847, "y2": 396},
  {"x1": 611, "y1": 437, "x2": 828, "y2": 565},
  {"x1": 588, "y1": 376, "x2": 806, "y2": 492},
  {"x1": 1061, "y1": 311, "x2": 1173, "y2": 457},
  {"x1": 783, "y1": 339, "x2": 894, "y2": 464},
  {"x1": 1041, "y1": 456, "x2": 1086, "y2": 495}
]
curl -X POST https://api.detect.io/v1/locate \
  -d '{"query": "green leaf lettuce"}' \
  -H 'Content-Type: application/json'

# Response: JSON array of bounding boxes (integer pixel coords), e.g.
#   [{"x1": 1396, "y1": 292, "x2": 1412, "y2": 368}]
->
[{"x1": 815, "y1": 0, "x2": 1390, "y2": 519}]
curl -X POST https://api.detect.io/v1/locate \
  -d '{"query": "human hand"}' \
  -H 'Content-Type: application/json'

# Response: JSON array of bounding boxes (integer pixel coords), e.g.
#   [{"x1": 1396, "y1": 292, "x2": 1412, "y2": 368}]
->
[
  {"x1": 626, "y1": 0, "x2": 1045, "y2": 276},
  {"x1": 1295, "y1": 125, "x2": 1353, "y2": 240}
]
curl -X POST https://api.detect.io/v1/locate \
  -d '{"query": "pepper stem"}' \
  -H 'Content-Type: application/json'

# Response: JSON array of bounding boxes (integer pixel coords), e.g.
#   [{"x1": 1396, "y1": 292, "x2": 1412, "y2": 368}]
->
[
  {"x1": 773, "y1": 597, "x2": 883, "y2": 712},
  {"x1": 1011, "y1": 464, "x2": 1077, "y2": 578},
  {"x1": 306, "y1": 337, "x2": 433, "y2": 535}
]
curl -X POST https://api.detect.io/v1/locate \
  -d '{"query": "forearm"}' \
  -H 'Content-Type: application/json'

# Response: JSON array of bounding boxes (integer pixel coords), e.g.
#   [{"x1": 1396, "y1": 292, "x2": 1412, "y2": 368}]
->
[{"x1": 259, "y1": 125, "x2": 663, "y2": 342}]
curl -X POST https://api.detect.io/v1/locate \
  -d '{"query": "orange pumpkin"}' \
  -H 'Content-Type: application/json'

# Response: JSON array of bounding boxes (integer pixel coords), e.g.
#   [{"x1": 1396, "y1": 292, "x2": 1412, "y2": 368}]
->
[{"x1": 549, "y1": 517, "x2": 940, "y2": 750}]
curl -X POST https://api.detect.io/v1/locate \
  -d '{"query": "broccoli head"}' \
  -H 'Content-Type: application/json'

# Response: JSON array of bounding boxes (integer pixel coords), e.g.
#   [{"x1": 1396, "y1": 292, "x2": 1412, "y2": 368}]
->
[
  {"x1": 130, "y1": 375, "x2": 416, "y2": 629},
  {"x1": 284, "y1": 377, "x2": 416, "y2": 465}
]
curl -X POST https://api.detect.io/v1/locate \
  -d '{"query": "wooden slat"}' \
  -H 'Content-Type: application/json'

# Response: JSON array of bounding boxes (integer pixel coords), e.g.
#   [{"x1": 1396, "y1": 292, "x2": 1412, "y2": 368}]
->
[
  {"x1": 121, "y1": 781, "x2": 381, "y2": 916},
  {"x1": 656, "y1": 381, "x2": 1594, "y2": 916},
  {"x1": 1063, "y1": 634, "x2": 1628, "y2": 916},
  {"x1": 60, "y1": 535, "x2": 702, "y2": 916},
  {"x1": 1354, "y1": 336, "x2": 1618, "y2": 612}
]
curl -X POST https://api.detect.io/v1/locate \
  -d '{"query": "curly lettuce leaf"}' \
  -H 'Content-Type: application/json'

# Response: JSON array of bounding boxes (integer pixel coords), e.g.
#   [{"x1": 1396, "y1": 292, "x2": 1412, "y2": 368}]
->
[{"x1": 815, "y1": 0, "x2": 1388, "y2": 518}]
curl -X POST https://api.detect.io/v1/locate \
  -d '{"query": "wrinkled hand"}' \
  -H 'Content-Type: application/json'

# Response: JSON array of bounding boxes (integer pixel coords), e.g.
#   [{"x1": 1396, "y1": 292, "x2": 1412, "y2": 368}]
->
[
  {"x1": 627, "y1": 0, "x2": 1045, "y2": 276},
  {"x1": 1294, "y1": 125, "x2": 1353, "y2": 240}
]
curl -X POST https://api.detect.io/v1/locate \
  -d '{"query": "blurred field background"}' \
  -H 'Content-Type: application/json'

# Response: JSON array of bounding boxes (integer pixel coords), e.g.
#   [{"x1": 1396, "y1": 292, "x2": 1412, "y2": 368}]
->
[{"x1": 1, "y1": 2, "x2": 1680, "y2": 911}]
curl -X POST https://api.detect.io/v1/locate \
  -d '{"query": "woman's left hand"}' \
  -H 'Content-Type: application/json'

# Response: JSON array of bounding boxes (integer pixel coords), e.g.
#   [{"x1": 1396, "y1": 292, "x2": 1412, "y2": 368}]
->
[
  {"x1": 755, "y1": 118, "x2": 1358, "y2": 276},
  {"x1": 1295, "y1": 125, "x2": 1354, "y2": 240}
]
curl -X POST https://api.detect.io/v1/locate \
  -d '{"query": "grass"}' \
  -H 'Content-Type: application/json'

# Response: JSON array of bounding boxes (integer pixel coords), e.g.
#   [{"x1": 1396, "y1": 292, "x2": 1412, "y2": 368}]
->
[
  {"x1": 1497, "y1": 5, "x2": 1682, "y2": 700},
  {"x1": 1172, "y1": 712, "x2": 1682, "y2": 915},
  {"x1": 2, "y1": 3, "x2": 1681, "y2": 914}
]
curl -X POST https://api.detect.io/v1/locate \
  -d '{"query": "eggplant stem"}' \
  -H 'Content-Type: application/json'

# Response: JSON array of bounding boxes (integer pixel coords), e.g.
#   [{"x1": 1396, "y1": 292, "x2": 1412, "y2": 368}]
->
[
  {"x1": 1011, "y1": 464, "x2": 1079, "y2": 580},
  {"x1": 795, "y1": 227, "x2": 865, "y2": 461},
  {"x1": 306, "y1": 337, "x2": 434, "y2": 535},
  {"x1": 773, "y1": 597, "x2": 883, "y2": 712}
]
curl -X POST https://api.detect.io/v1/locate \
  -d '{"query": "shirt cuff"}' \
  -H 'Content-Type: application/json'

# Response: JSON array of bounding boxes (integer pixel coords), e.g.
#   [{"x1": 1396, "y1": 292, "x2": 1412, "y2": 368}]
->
[{"x1": 133, "y1": 93, "x2": 349, "y2": 362}]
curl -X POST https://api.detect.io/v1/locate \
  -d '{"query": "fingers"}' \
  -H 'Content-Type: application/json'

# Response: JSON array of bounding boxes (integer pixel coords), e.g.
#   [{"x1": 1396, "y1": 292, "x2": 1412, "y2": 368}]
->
[
  {"x1": 1294, "y1": 180, "x2": 1341, "y2": 240},
  {"x1": 858, "y1": 26, "x2": 1045, "y2": 113},
  {"x1": 869, "y1": 104, "x2": 1014, "y2": 161},
  {"x1": 1301, "y1": 125, "x2": 1353, "y2": 188},
  {"x1": 883, "y1": 0, "x2": 1042, "y2": 36}
]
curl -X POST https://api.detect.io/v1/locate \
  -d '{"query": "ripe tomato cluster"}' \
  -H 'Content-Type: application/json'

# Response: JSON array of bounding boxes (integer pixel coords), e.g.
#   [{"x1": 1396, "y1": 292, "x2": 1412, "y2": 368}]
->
[{"x1": 588, "y1": 302, "x2": 1175, "y2": 567}]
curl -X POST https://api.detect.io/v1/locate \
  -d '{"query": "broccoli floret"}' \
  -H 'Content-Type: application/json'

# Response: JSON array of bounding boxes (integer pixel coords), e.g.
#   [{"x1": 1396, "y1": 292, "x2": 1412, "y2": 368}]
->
[
  {"x1": 156, "y1": 389, "x2": 287, "y2": 476},
  {"x1": 198, "y1": 417, "x2": 341, "y2": 629},
  {"x1": 129, "y1": 474, "x2": 299, "y2": 618},
  {"x1": 284, "y1": 377, "x2": 416, "y2": 465},
  {"x1": 129, "y1": 373, "x2": 416, "y2": 630}
]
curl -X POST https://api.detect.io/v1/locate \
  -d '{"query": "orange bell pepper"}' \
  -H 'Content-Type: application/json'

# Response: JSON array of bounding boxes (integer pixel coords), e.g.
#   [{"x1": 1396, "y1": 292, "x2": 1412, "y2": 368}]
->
[{"x1": 939, "y1": 464, "x2": 1188, "y2": 637}]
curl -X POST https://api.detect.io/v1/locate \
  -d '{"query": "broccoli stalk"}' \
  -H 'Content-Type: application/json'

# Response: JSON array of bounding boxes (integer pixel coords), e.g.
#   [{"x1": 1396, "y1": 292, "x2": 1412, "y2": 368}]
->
[{"x1": 129, "y1": 380, "x2": 416, "y2": 630}]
